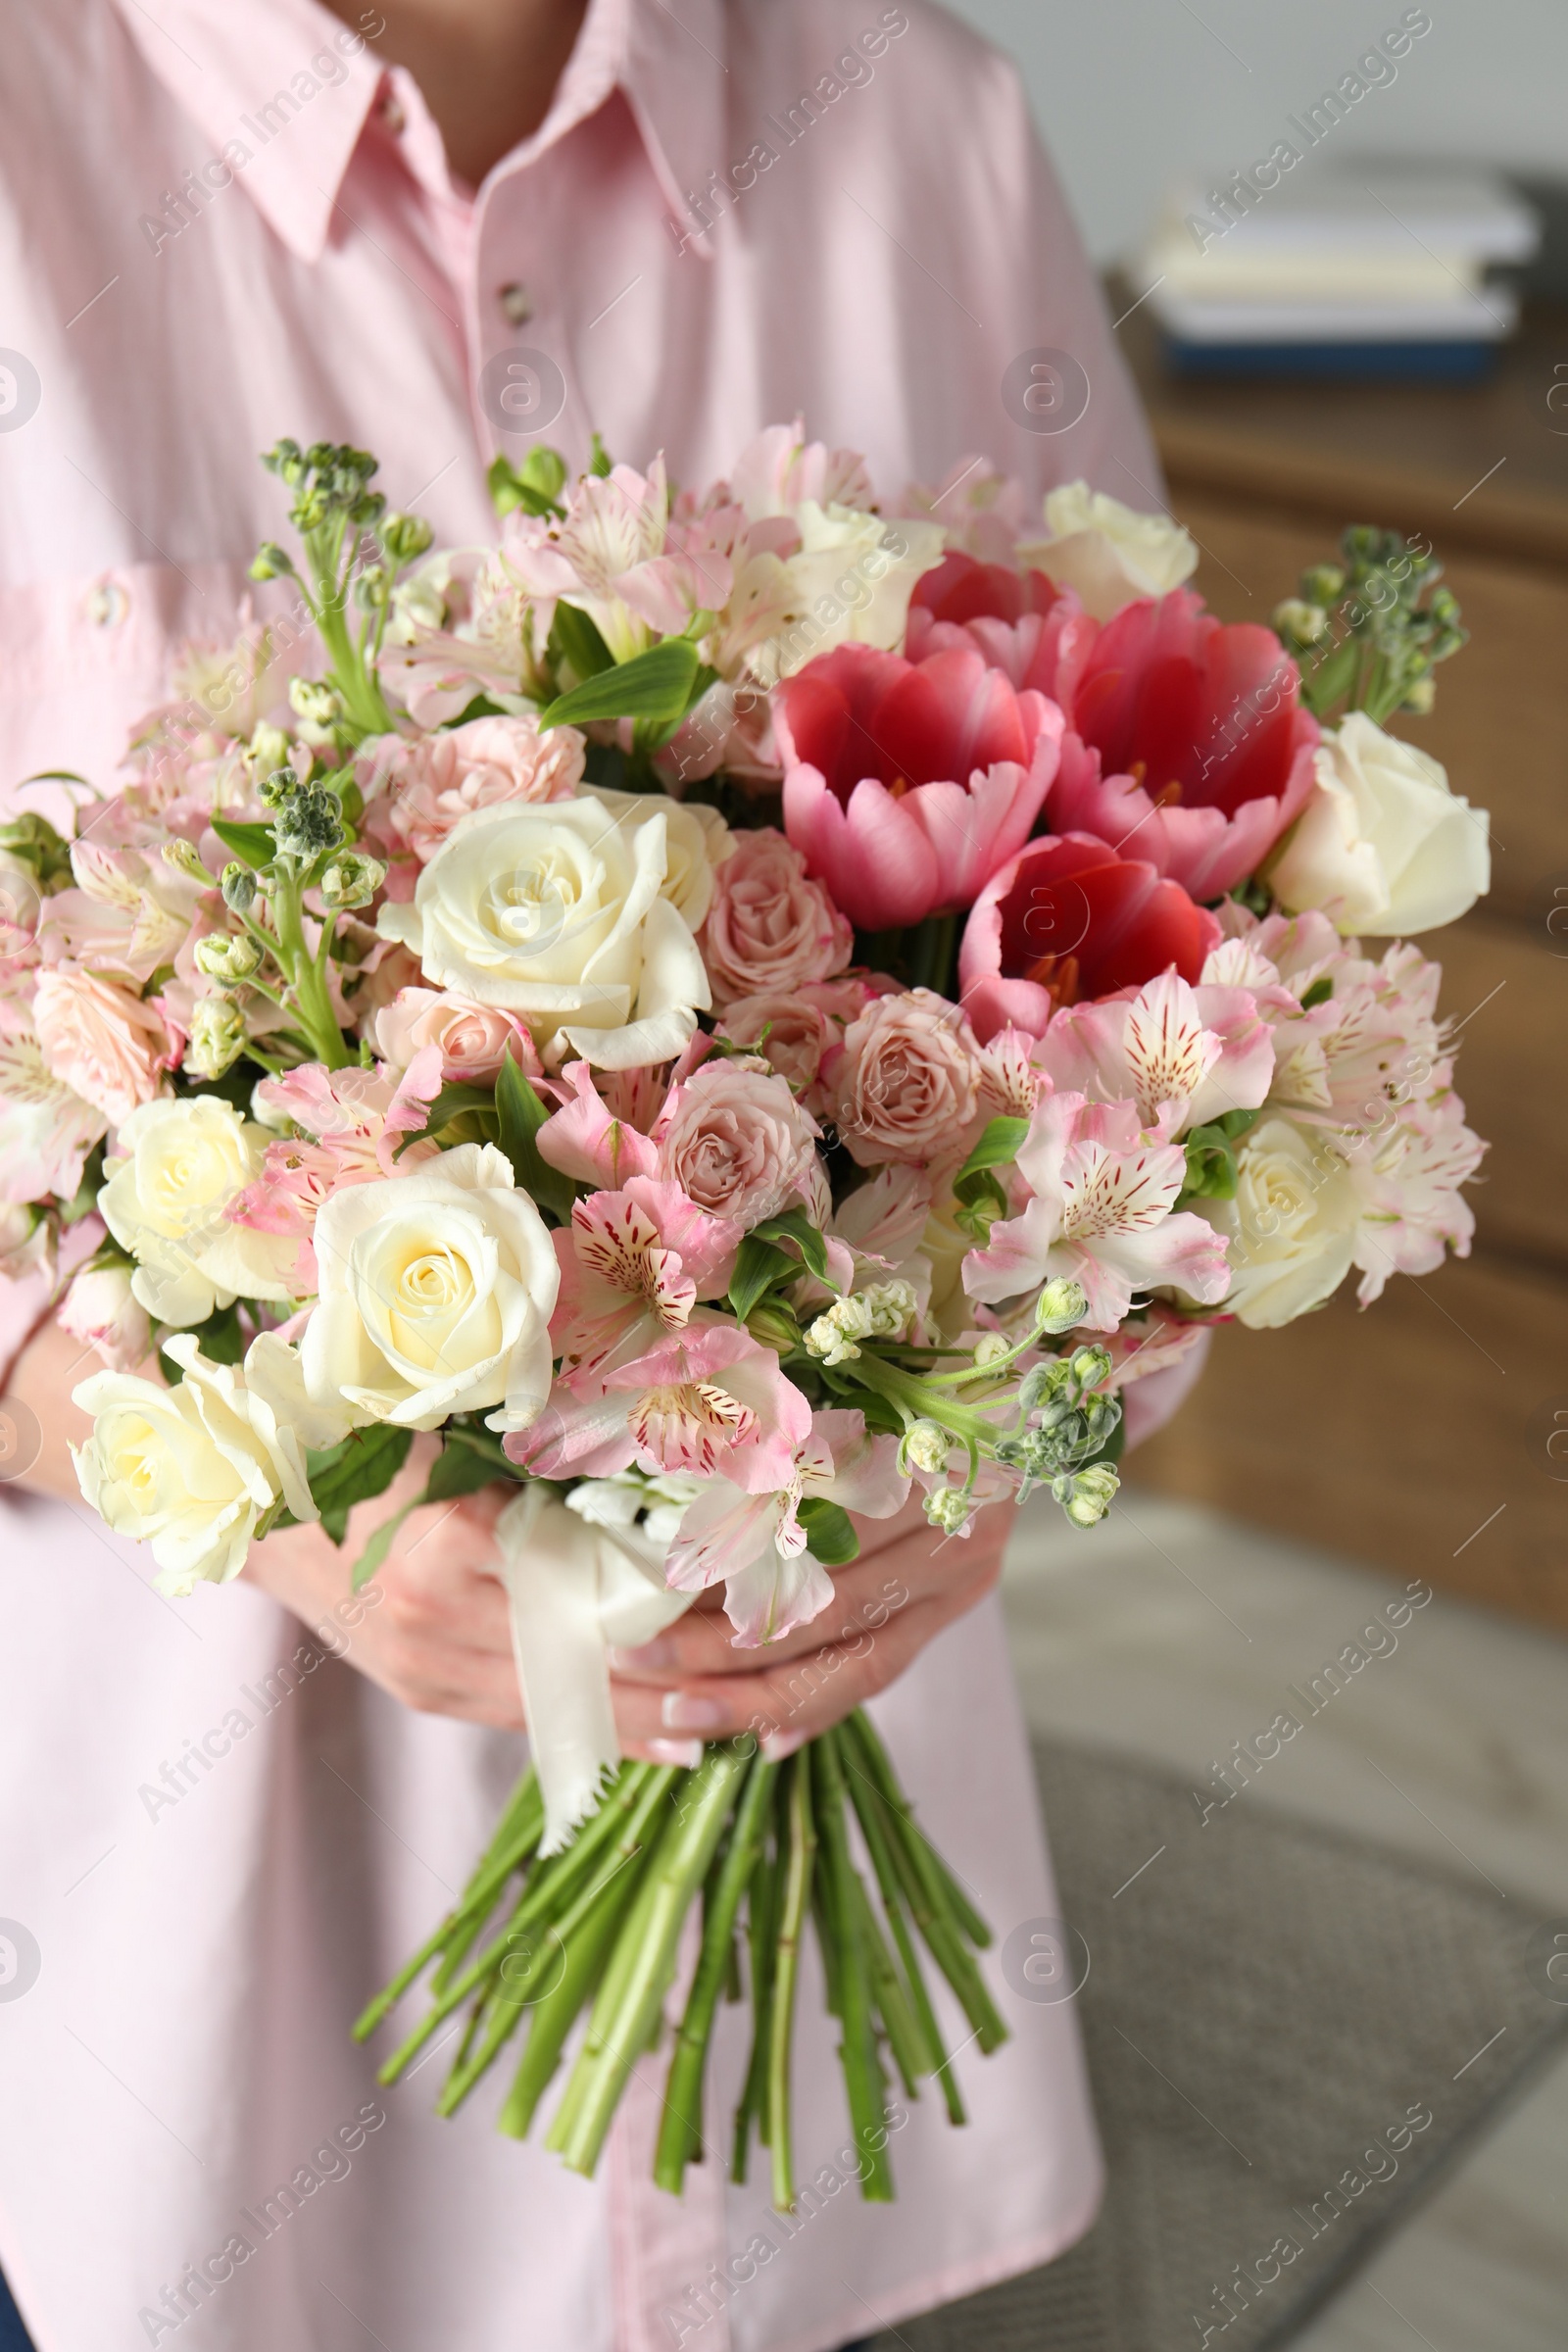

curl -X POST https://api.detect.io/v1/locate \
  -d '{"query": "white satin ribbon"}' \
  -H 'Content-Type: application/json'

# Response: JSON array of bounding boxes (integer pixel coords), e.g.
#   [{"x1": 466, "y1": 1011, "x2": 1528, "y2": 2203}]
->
[{"x1": 490, "y1": 1486, "x2": 694, "y2": 1854}]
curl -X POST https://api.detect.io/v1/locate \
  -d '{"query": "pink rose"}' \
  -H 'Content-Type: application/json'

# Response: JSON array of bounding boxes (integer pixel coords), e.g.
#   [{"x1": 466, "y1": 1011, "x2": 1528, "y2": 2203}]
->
[
  {"x1": 372, "y1": 987, "x2": 540, "y2": 1083},
  {"x1": 698, "y1": 827, "x2": 853, "y2": 1008},
  {"x1": 652, "y1": 1061, "x2": 823, "y2": 1229},
  {"x1": 828, "y1": 988, "x2": 985, "y2": 1169},
  {"x1": 58, "y1": 1261, "x2": 152, "y2": 1373},
  {"x1": 359, "y1": 713, "x2": 587, "y2": 865},
  {"x1": 716, "y1": 976, "x2": 886, "y2": 1112},
  {"x1": 31, "y1": 966, "x2": 177, "y2": 1125}
]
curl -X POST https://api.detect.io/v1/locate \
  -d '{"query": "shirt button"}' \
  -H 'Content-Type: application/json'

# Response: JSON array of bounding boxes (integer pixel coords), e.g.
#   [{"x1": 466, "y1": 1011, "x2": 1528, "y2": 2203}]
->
[
  {"x1": 498, "y1": 282, "x2": 534, "y2": 325},
  {"x1": 379, "y1": 91, "x2": 406, "y2": 133},
  {"x1": 84, "y1": 580, "x2": 129, "y2": 627}
]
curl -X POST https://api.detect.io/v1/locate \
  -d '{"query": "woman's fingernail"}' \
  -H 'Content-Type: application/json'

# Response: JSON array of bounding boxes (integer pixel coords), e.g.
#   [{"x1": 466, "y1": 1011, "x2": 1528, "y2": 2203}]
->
[
  {"x1": 647, "y1": 1738, "x2": 703, "y2": 1768},
  {"x1": 609, "y1": 1638, "x2": 673, "y2": 1670},
  {"x1": 761, "y1": 1729, "x2": 808, "y2": 1762},
  {"x1": 662, "y1": 1691, "x2": 728, "y2": 1734}
]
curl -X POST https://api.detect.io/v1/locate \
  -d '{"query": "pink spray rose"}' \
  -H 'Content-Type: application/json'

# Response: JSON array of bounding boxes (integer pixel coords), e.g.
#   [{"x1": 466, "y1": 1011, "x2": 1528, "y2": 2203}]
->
[
  {"x1": 827, "y1": 988, "x2": 986, "y2": 1169},
  {"x1": 31, "y1": 966, "x2": 178, "y2": 1125},
  {"x1": 652, "y1": 1061, "x2": 824, "y2": 1229},
  {"x1": 697, "y1": 827, "x2": 854, "y2": 1008},
  {"x1": 716, "y1": 975, "x2": 887, "y2": 1111},
  {"x1": 359, "y1": 712, "x2": 586, "y2": 870},
  {"x1": 372, "y1": 987, "x2": 540, "y2": 1083}
]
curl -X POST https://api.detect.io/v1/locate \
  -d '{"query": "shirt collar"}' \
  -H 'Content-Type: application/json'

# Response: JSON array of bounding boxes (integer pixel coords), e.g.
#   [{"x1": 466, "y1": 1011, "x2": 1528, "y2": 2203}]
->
[{"x1": 112, "y1": 0, "x2": 727, "y2": 265}]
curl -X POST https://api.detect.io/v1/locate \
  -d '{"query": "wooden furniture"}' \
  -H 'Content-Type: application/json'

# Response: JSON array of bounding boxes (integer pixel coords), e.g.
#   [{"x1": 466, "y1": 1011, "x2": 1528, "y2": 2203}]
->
[{"x1": 1115, "y1": 303, "x2": 1568, "y2": 1626}]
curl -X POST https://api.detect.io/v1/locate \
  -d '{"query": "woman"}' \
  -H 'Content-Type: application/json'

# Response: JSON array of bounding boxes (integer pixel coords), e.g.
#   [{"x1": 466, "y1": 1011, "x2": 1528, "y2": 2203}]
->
[{"x1": 0, "y1": 0, "x2": 1160, "y2": 2344}]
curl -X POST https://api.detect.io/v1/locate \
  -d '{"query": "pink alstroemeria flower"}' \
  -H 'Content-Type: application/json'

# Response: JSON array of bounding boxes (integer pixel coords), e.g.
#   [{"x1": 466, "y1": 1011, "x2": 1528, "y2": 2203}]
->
[
  {"x1": 509, "y1": 1315, "x2": 810, "y2": 1489},
  {"x1": 1038, "y1": 970, "x2": 1274, "y2": 1140},
  {"x1": 963, "y1": 1091, "x2": 1232, "y2": 1330},
  {"x1": 551, "y1": 1177, "x2": 741, "y2": 1386},
  {"x1": 534, "y1": 1058, "x2": 662, "y2": 1191},
  {"x1": 663, "y1": 1408, "x2": 909, "y2": 1646},
  {"x1": 776, "y1": 641, "x2": 1064, "y2": 931},
  {"x1": 226, "y1": 1048, "x2": 444, "y2": 1289}
]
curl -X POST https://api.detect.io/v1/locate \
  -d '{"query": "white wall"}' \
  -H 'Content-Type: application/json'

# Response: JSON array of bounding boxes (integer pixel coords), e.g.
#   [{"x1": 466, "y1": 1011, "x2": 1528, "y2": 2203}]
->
[{"x1": 938, "y1": 0, "x2": 1568, "y2": 263}]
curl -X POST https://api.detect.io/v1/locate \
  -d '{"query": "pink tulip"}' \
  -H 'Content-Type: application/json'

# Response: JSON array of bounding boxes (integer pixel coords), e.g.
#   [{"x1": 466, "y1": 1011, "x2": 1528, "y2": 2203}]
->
[{"x1": 776, "y1": 642, "x2": 1063, "y2": 932}]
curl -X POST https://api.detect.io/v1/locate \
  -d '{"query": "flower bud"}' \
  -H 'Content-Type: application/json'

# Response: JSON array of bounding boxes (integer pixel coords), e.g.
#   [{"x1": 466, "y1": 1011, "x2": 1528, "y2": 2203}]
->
[
  {"x1": 248, "y1": 540, "x2": 294, "y2": 582},
  {"x1": 183, "y1": 995, "x2": 248, "y2": 1081},
  {"x1": 194, "y1": 931, "x2": 264, "y2": 981},
  {"x1": 288, "y1": 677, "x2": 343, "y2": 728},
  {"x1": 318, "y1": 851, "x2": 386, "y2": 910},
  {"x1": 161, "y1": 837, "x2": 211, "y2": 881},
  {"x1": 1053, "y1": 1462, "x2": 1119, "y2": 1530},
  {"x1": 805, "y1": 1296, "x2": 874, "y2": 1366},
  {"x1": 1299, "y1": 564, "x2": 1346, "y2": 606},
  {"x1": 221, "y1": 862, "x2": 258, "y2": 916},
  {"x1": 1273, "y1": 598, "x2": 1329, "y2": 644},
  {"x1": 1400, "y1": 676, "x2": 1436, "y2": 714},
  {"x1": 381, "y1": 511, "x2": 434, "y2": 566},
  {"x1": 904, "y1": 1420, "x2": 949, "y2": 1474},
  {"x1": 971, "y1": 1333, "x2": 1011, "y2": 1368},
  {"x1": 247, "y1": 722, "x2": 292, "y2": 778},
  {"x1": 923, "y1": 1486, "x2": 971, "y2": 1534},
  {"x1": 745, "y1": 1298, "x2": 802, "y2": 1355},
  {"x1": 1068, "y1": 1344, "x2": 1113, "y2": 1393},
  {"x1": 1036, "y1": 1277, "x2": 1088, "y2": 1335}
]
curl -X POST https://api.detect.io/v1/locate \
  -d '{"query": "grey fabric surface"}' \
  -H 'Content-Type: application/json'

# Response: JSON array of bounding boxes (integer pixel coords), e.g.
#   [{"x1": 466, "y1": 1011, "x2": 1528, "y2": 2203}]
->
[{"x1": 870, "y1": 1739, "x2": 1568, "y2": 2352}]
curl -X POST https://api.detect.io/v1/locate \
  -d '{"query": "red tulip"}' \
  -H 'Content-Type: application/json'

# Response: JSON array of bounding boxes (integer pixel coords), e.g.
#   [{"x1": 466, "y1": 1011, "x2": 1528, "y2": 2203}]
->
[
  {"x1": 958, "y1": 831, "x2": 1221, "y2": 1043},
  {"x1": 776, "y1": 641, "x2": 1063, "y2": 932}
]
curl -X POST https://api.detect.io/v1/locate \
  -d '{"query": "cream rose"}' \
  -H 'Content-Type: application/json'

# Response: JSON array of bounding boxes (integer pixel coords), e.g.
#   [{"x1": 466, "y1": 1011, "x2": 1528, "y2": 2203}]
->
[
  {"x1": 752, "y1": 505, "x2": 945, "y2": 684},
  {"x1": 71, "y1": 1334, "x2": 317, "y2": 1595},
  {"x1": 830, "y1": 989, "x2": 983, "y2": 1168},
  {"x1": 1018, "y1": 481, "x2": 1199, "y2": 620},
  {"x1": 377, "y1": 795, "x2": 710, "y2": 1069},
  {"x1": 32, "y1": 966, "x2": 177, "y2": 1125},
  {"x1": 58, "y1": 1262, "x2": 152, "y2": 1372},
  {"x1": 1199, "y1": 1116, "x2": 1358, "y2": 1328},
  {"x1": 1267, "y1": 712, "x2": 1490, "y2": 936},
  {"x1": 99, "y1": 1096, "x2": 300, "y2": 1327},
  {"x1": 699, "y1": 827, "x2": 854, "y2": 1007},
  {"x1": 301, "y1": 1142, "x2": 559, "y2": 1432},
  {"x1": 371, "y1": 987, "x2": 539, "y2": 1082},
  {"x1": 581, "y1": 785, "x2": 733, "y2": 933}
]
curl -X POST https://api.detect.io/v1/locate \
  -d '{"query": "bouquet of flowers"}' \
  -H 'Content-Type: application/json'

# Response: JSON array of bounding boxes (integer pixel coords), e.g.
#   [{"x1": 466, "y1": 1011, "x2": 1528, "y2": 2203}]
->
[{"x1": 9, "y1": 424, "x2": 1488, "y2": 2208}]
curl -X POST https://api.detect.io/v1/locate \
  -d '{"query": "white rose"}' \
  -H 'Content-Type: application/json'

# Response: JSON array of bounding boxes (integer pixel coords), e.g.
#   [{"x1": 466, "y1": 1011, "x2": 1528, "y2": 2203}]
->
[
  {"x1": 1267, "y1": 712, "x2": 1490, "y2": 936},
  {"x1": 301, "y1": 1142, "x2": 560, "y2": 1432},
  {"x1": 71, "y1": 1334, "x2": 317, "y2": 1595},
  {"x1": 581, "y1": 786, "x2": 733, "y2": 933},
  {"x1": 1017, "y1": 481, "x2": 1199, "y2": 619},
  {"x1": 377, "y1": 795, "x2": 710, "y2": 1069},
  {"x1": 1199, "y1": 1116, "x2": 1358, "y2": 1328},
  {"x1": 58, "y1": 1262, "x2": 152, "y2": 1372},
  {"x1": 99, "y1": 1096, "x2": 299, "y2": 1327},
  {"x1": 757, "y1": 504, "x2": 945, "y2": 682}
]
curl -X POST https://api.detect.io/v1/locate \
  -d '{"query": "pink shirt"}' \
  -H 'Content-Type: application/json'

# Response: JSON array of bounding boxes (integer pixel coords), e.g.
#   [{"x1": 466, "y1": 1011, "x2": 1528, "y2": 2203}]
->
[{"x1": 0, "y1": 3, "x2": 1157, "y2": 2346}]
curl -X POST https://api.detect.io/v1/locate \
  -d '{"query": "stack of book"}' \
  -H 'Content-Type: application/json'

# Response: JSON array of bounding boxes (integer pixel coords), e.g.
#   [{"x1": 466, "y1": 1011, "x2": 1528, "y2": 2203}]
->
[{"x1": 1131, "y1": 165, "x2": 1539, "y2": 380}]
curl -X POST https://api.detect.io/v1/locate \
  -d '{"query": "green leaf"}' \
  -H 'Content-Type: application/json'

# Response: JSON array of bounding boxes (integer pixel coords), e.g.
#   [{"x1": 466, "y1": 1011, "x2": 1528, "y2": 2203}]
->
[
  {"x1": 727, "y1": 1235, "x2": 796, "y2": 1323},
  {"x1": 955, "y1": 1116, "x2": 1030, "y2": 1187},
  {"x1": 350, "y1": 1497, "x2": 420, "y2": 1592},
  {"x1": 588, "y1": 431, "x2": 613, "y2": 477},
  {"x1": 424, "y1": 1432, "x2": 516, "y2": 1501},
  {"x1": 489, "y1": 447, "x2": 567, "y2": 519},
  {"x1": 157, "y1": 1299, "x2": 245, "y2": 1384},
  {"x1": 211, "y1": 816, "x2": 277, "y2": 869},
  {"x1": 539, "y1": 637, "x2": 701, "y2": 732},
  {"x1": 753, "y1": 1208, "x2": 830, "y2": 1284},
  {"x1": 1175, "y1": 1107, "x2": 1263, "y2": 1207},
  {"x1": 399, "y1": 1078, "x2": 500, "y2": 1154},
  {"x1": 549, "y1": 601, "x2": 614, "y2": 685},
  {"x1": 798, "y1": 1497, "x2": 859, "y2": 1567},
  {"x1": 1298, "y1": 974, "x2": 1334, "y2": 1010},
  {"x1": 495, "y1": 1054, "x2": 576, "y2": 1223},
  {"x1": 306, "y1": 1426, "x2": 413, "y2": 1545}
]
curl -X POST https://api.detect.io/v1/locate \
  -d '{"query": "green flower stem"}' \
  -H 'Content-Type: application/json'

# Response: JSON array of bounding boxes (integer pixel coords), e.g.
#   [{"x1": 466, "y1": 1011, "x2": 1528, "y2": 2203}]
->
[
  {"x1": 839, "y1": 1716, "x2": 1006, "y2": 2056},
  {"x1": 654, "y1": 1755, "x2": 778, "y2": 2194},
  {"x1": 265, "y1": 863, "x2": 354, "y2": 1068},
  {"x1": 812, "y1": 1736, "x2": 894, "y2": 2200},
  {"x1": 498, "y1": 1855, "x2": 650, "y2": 2139},
  {"x1": 550, "y1": 1747, "x2": 750, "y2": 2180},
  {"x1": 767, "y1": 1752, "x2": 817, "y2": 2213},
  {"x1": 731, "y1": 1842, "x2": 780, "y2": 2182},
  {"x1": 854, "y1": 1715, "x2": 991, "y2": 1949},
  {"x1": 846, "y1": 1848, "x2": 926, "y2": 2103},
  {"x1": 353, "y1": 1770, "x2": 542, "y2": 2040},
  {"x1": 838, "y1": 1739, "x2": 964, "y2": 2125},
  {"x1": 375, "y1": 1887, "x2": 531, "y2": 2082}
]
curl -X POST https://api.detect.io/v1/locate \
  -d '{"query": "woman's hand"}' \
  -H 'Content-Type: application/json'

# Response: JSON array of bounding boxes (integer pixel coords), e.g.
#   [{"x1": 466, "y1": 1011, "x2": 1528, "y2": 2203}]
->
[
  {"x1": 608, "y1": 1494, "x2": 1006, "y2": 1762},
  {"x1": 247, "y1": 1474, "x2": 1004, "y2": 1757}
]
